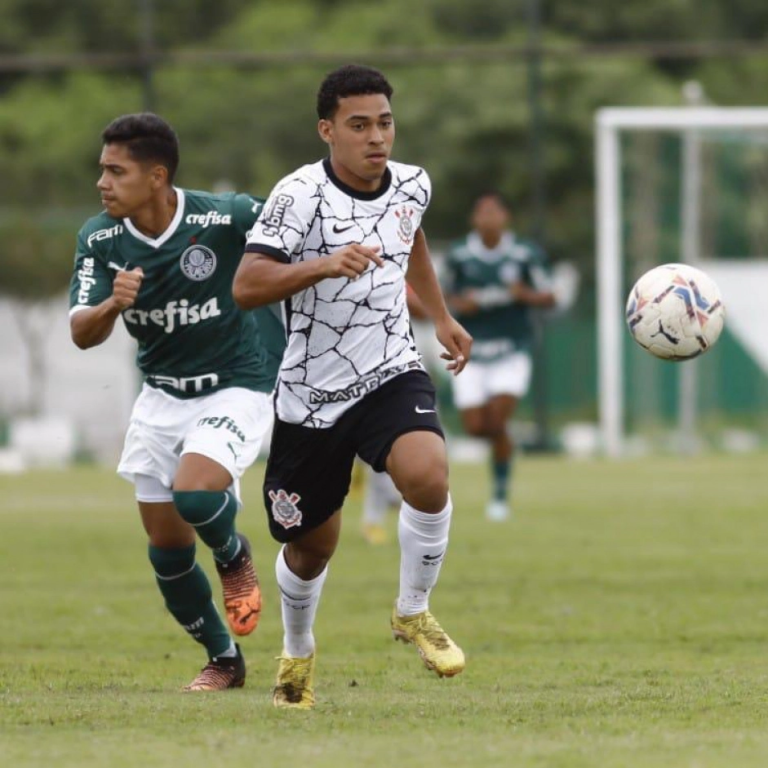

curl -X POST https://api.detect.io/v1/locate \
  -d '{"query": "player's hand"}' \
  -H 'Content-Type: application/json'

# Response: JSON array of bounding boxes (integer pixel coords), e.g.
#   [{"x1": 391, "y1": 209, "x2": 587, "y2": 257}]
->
[
  {"x1": 510, "y1": 281, "x2": 534, "y2": 303},
  {"x1": 111, "y1": 267, "x2": 144, "y2": 309},
  {"x1": 449, "y1": 291, "x2": 480, "y2": 315},
  {"x1": 323, "y1": 244, "x2": 383, "y2": 280},
  {"x1": 549, "y1": 261, "x2": 580, "y2": 311},
  {"x1": 435, "y1": 315, "x2": 472, "y2": 376}
]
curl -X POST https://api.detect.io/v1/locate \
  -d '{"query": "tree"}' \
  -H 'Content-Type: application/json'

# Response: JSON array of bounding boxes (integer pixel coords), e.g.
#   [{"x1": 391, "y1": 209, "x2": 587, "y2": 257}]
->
[{"x1": 0, "y1": 0, "x2": 766, "y2": 304}]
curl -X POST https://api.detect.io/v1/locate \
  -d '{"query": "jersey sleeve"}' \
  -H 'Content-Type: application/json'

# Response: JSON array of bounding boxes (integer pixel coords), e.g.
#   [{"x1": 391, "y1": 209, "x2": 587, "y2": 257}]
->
[
  {"x1": 231, "y1": 193, "x2": 265, "y2": 239},
  {"x1": 523, "y1": 241, "x2": 552, "y2": 291},
  {"x1": 68, "y1": 228, "x2": 113, "y2": 315},
  {"x1": 440, "y1": 242, "x2": 461, "y2": 294},
  {"x1": 244, "y1": 175, "x2": 317, "y2": 263},
  {"x1": 422, "y1": 169, "x2": 432, "y2": 208},
  {"x1": 413, "y1": 166, "x2": 432, "y2": 209}
]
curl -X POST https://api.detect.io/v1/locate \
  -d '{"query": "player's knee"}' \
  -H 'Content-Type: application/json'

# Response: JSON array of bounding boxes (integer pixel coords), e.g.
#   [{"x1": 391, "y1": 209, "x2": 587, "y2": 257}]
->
[
  {"x1": 462, "y1": 419, "x2": 486, "y2": 438},
  {"x1": 394, "y1": 448, "x2": 447, "y2": 484},
  {"x1": 148, "y1": 542, "x2": 196, "y2": 578},
  {"x1": 285, "y1": 541, "x2": 334, "y2": 580},
  {"x1": 173, "y1": 490, "x2": 204, "y2": 524},
  {"x1": 173, "y1": 489, "x2": 235, "y2": 526},
  {"x1": 486, "y1": 422, "x2": 509, "y2": 440},
  {"x1": 398, "y1": 467, "x2": 449, "y2": 512}
]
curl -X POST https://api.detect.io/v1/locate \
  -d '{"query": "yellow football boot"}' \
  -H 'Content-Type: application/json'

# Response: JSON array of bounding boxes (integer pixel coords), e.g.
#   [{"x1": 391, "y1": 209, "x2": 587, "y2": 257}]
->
[
  {"x1": 391, "y1": 606, "x2": 465, "y2": 678},
  {"x1": 273, "y1": 652, "x2": 316, "y2": 709},
  {"x1": 361, "y1": 522, "x2": 389, "y2": 545}
]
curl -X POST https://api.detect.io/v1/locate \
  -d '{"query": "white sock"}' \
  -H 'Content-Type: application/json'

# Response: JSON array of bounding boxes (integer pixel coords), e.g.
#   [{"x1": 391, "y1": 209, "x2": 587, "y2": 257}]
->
[
  {"x1": 275, "y1": 545, "x2": 328, "y2": 658},
  {"x1": 363, "y1": 469, "x2": 400, "y2": 525},
  {"x1": 396, "y1": 496, "x2": 452, "y2": 616}
]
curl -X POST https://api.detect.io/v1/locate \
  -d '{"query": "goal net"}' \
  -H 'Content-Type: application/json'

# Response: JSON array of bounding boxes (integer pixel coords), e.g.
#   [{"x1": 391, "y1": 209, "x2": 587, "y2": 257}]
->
[{"x1": 596, "y1": 107, "x2": 768, "y2": 456}]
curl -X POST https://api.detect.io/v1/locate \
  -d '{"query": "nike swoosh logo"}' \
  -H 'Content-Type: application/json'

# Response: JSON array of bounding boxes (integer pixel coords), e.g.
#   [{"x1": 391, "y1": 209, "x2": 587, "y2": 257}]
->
[
  {"x1": 108, "y1": 261, "x2": 128, "y2": 272},
  {"x1": 332, "y1": 223, "x2": 354, "y2": 234},
  {"x1": 415, "y1": 406, "x2": 436, "y2": 414},
  {"x1": 423, "y1": 552, "x2": 444, "y2": 561}
]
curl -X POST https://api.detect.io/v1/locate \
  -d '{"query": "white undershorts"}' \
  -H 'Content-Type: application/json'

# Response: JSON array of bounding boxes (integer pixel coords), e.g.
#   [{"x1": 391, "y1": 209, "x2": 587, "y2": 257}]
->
[
  {"x1": 450, "y1": 351, "x2": 532, "y2": 410},
  {"x1": 117, "y1": 383, "x2": 274, "y2": 503}
]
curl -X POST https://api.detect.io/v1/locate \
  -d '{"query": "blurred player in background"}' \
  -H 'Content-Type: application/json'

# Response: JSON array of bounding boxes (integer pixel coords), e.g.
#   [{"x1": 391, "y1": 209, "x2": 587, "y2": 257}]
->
[
  {"x1": 233, "y1": 64, "x2": 472, "y2": 709},
  {"x1": 444, "y1": 191, "x2": 556, "y2": 522},
  {"x1": 361, "y1": 284, "x2": 428, "y2": 545},
  {"x1": 360, "y1": 466, "x2": 400, "y2": 544},
  {"x1": 69, "y1": 113, "x2": 285, "y2": 691}
]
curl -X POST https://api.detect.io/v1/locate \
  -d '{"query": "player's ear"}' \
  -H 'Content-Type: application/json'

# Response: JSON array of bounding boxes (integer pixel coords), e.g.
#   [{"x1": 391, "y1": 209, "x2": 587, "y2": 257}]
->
[
  {"x1": 318, "y1": 119, "x2": 333, "y2": 146},
  {"x1": 150, "y1": 164, "x2": 168, "y2": 189}
]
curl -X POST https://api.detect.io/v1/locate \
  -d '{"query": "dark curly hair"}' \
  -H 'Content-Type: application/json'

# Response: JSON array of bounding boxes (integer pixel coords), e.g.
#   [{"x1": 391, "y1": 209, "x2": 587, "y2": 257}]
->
[
  {"x1": 102, "y1": 113, "x2": 179, "y2": 183},
  {"x1": 316, "y1": 64, "x2": 393, "y2": 120}
]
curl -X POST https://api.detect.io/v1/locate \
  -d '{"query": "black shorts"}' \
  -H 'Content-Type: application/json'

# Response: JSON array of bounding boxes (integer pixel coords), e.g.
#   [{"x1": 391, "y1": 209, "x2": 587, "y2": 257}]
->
[{"x1": 263, "y1": 370, "x2": 444, "y2": 543}]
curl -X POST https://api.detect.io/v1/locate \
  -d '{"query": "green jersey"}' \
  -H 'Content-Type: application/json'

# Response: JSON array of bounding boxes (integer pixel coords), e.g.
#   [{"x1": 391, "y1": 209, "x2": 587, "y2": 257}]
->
[
  {"x1": 444, "y1": 231, "x2": 550, "y2": 362},
  {"x1": 69, "y1": 188, "x2": 285, "y2": 398},
  {"x1": 252, "y1": 304, "x2": 286, "y2": 388}
]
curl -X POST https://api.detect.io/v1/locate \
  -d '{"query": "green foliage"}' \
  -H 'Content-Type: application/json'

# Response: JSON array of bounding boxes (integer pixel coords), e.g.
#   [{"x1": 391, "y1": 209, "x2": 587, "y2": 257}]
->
[
  {"x1": 428, "y1": 0, "x2": 528, "y2": 41},
  {"x1": 0, "y1": 73, "x2": 140, "y2": 301},
  {"x1": 548, "y1": 0, "x2": 768, "y2": 42},
  {"x1": 0, "y1": 211, "x2": 78, "y2": 300},
  {"x1": 0, "y1": 73, "x2": 142, "y2": 205},
  {"x1": 0, "y1": 0, "x2": 766, "y2": 299},
  {"x1": 0, "y1": 0, "x2": 255, "y2": 53},
  {"x1": 3, "y1": 456, "x2": 768, "y2": 766}
]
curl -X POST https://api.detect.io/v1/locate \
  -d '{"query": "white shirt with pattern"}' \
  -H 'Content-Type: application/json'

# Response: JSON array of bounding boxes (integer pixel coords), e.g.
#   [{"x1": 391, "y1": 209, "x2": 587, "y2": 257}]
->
[{"x1": 246, "y1": 158, "x2": 430, "y2": 428}]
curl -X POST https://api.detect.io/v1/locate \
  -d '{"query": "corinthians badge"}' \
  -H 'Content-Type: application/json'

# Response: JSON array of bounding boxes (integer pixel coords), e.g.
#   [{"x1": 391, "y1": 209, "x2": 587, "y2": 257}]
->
[
  {"x1": 268, "y1": 489, "x2": 303, "y2": 530},
  {"x1": 395, "y1": 206, "x2": 415, "y2": 245}
]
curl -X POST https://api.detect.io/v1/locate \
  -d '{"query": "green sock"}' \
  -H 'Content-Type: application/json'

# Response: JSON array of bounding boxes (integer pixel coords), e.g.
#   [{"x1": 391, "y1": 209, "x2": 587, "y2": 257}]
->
[
  {"x1": 173, "y1": 490, "x2": 240, "y2": 563},
  {"x1": 148, "y1": 544, "x2": 231, "y2": 659},
  {"x1": 491, "y1": 459, "x2": 511, "y2": 502}
]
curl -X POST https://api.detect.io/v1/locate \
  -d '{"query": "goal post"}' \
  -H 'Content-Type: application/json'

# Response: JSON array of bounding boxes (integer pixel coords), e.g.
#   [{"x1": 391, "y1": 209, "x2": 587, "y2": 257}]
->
[{"x1": 595, "y1": 107, "x2": 768, "y2": 457}]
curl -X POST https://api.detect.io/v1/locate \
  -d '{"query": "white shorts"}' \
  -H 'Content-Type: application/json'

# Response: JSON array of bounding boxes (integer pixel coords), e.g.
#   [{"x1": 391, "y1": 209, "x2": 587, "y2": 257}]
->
[
  {"x1": 451, "y1": 352, "x2": 532, "y2": 410},
  {"x1": 117, "y1": 384, "x2": 274, "y2": 502}
]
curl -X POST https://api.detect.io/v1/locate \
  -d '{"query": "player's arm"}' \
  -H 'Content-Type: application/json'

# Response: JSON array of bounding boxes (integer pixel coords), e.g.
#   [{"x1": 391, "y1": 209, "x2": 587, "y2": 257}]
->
[
  {"x1": 405, "y1": 283, "x2": 428, "y2": 320},
  {"x1": 447, "y1": 289, "x2": 481, "y2": 315},
  {"x1": 234, "y1": 177, "x2": 383, "y2": 308},
  {"x1": 452, "y1": 268, "x2": 555, "y2": 312},
  {"x1": 233, "y1": 253, "x2": 330, "y2": 308},
  {"x1": 510, "y1": 281, "x2": 556, "y2": 308},
  {"x1": 233, "y1": 245, "x2": 384, "y2": 308},
  {"x1": 442, "y1": 246, "x2": 481, "y2": 316},
  {"x1": 71, "y1": 299, "x2": 121, "y2": 349},
  {"x1": 405, "y1": 228, "x2": 451, "y2": 321},
  {"x1": 511, "y1": 253, "x2": 556, "y2": 308},
  {"x1": 406, "y1": 228, "x2": 472, "y2": 375},
  {"x1": 70, "y1": 267, "x2": 144, "y2": 349}
]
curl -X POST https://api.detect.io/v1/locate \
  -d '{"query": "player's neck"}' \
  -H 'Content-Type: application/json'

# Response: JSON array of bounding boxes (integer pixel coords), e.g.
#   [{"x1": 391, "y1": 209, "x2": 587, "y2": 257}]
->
[
  {"x1": 328, "y1": 157, "x2": 385, "y2": 194},
  {"x1": 479, "y1": 231, "x2": 503, "y2": 249},
  {"x1": 129, "y1": 187, "x2": 178, "y2": 239}
]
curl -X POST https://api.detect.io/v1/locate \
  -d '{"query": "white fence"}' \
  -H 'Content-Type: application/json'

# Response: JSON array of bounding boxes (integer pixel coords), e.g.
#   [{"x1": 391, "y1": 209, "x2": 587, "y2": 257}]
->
[{"x1": 0, "y1": 294, "x2": 136, "y2": 466}]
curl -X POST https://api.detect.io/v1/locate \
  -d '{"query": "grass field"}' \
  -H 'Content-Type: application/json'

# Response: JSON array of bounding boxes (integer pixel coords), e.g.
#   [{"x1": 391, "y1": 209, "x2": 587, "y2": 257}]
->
[{"x1": 2, "y1": 454, "x2": 768, "y2": 767}]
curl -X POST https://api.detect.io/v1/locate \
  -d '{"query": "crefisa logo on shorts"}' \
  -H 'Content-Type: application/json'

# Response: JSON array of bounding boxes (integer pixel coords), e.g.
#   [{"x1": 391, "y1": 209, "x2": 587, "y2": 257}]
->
[
  {"x1": 268, "y1": 489, "x2": 303, "y2": 530},
  {"x1": 180, "y1": 245, "x2": 217, "y2": 281}
]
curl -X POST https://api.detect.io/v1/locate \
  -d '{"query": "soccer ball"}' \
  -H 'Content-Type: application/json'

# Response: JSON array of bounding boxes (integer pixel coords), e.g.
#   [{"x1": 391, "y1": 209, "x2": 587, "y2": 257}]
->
[{"x1": 625, "y1": 263, "x2": 725, "y2": 361}]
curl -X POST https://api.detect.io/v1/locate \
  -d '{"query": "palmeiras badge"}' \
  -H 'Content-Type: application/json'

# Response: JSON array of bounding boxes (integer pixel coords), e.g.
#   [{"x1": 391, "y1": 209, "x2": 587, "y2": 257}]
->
[
  {"x1": 268, "y1": 489, "x2": 303, "y2": 530},
  {"x1": 180, "y1": 245, "x2": 217, "y2": 281},
  {"x1": 395, "y1": 206, "x2": 414, "y2": 244}
]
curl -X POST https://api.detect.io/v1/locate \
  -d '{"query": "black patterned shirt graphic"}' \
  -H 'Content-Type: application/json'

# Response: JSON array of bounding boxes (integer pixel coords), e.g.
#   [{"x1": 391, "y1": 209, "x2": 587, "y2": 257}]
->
[{"x1": 246, "y1": 158, "x2": 429, "y2": 428}]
